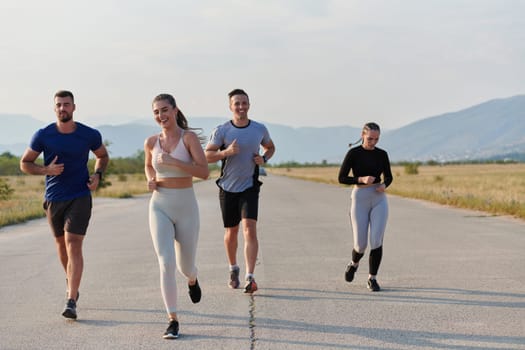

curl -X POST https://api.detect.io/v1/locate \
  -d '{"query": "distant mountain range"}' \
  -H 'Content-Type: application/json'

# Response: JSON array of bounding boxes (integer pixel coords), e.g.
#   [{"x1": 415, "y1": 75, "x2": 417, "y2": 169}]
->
[{"x1": 1, "y1": 95, "x2": 524, "y2": 163}]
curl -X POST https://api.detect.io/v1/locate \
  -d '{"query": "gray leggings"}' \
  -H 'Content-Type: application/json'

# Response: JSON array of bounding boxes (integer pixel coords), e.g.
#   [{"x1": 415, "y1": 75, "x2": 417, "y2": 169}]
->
[
  {"x1": 350, "y1": 185, "x2": 389, "y2": 253},
  {"x1": 149, "y1": 187, "x2": 199, "y2": 314}
]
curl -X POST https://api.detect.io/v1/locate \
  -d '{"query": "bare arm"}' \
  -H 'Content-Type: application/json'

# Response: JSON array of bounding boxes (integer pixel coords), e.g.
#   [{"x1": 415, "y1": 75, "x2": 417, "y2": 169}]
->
[
  {"x1": 205, "y1": 139, "x2": 239, "y2": 163},
  {"x1": 156, "y1": 133, "x2": 209, "y2": 180},
  {"x1": 87, "y1": 144, "x2": 109, "y2": 191},
  {"x1": 20, "y1": 148, "x2": 64, "y2": 176},
  {"x1": 254, "y1": 139, "x2": 276, "y2": 165},
  {"x1": 144, "y1": 136, "x2": 157, "y2": 191},
  {"x1": 183, "y1": 132, "x2": 210, "y2": 180}
]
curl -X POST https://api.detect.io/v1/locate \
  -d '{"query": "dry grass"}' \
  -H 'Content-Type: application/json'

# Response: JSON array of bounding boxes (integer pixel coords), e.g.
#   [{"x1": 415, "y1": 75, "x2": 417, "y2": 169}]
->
[
  {"x1": 0, "y1": 176, "x2": 47, "y2": 227},
  {"x1": 2, "y1": 164, "x2": 523, "y2": 227},
  {"x1": 0, "y1": 174, "x2": 152, "y2": 228},
  {"x1": 0, "y1": 172, "x2": 221, "y2": 228},
  {"x1": 267, "y1": 164, "x2": 525, "y2": 220}
]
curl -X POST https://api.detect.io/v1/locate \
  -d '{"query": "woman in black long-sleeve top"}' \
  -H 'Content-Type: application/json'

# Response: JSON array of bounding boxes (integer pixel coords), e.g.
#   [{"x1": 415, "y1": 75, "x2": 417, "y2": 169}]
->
[{"x1": 338, "y1": 122, "x2": 393, "y2": 292}]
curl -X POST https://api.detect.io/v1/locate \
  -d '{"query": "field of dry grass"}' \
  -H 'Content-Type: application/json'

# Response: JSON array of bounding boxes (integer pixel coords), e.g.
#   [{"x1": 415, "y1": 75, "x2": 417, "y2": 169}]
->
[
  {"x1": 1, "y1": 164, "x2": 524, "y2": 228},
  {"x1": 0, "y1": 174, "x2": 151, "y2": 228},
  {"x1": 0, "y1": 172, "x2": 220, "y2": 228},
  {"x1": 267, "y1": 164, "x2": 525, "y2": 220}
]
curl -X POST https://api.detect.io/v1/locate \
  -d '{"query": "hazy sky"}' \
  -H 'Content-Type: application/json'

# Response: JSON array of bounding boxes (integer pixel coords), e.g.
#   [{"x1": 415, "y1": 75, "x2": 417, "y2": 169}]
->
[{"x1": 1, "y1": 0, "x2": 524, "y2": 129}]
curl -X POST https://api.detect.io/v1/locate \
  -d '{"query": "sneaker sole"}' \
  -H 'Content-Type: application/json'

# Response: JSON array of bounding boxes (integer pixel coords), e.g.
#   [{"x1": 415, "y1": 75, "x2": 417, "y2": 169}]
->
[
  {"x1": 163, "y1": 333, "x2": 179, "y2": 339},
  {"x1": 228, "y1": 282, "x2": 240, "y2": 289},
  {"x1": 62, "y1": 309, "x2": 77, "y2": 319},
  {"x1": 188, "y1": 282, "x2": 201, "y2": 303},
  {"x1": 243, "y1": 283, "x2": 258, "y2": 293}
]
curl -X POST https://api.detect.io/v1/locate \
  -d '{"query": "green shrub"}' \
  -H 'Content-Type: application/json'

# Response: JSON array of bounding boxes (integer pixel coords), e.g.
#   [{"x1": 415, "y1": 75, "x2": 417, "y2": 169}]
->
[
  {"x1": 404, "y1": 163, "x2": 419, "y2": 175},
  {"x1": 0, "y1": 178, "x2": 14, "y2": 200}
]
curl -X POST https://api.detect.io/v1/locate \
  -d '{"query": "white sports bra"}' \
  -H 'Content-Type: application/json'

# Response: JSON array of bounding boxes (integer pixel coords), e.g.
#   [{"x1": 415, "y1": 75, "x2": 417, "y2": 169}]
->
[{"x1": 152, "y1": 130, "x2": 192, "y2": 178}]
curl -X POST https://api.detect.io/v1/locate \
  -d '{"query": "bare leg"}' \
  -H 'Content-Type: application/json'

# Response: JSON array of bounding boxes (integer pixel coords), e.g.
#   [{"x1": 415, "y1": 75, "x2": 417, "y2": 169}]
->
[
  {"x1": 54, "y1": 235, "x2": 68, "y2": 273},
  {"x1": 224, "y1": 226, "x2": 239, "y2": 266},
  {"x1": 64, "y1": 232, "x2": 84, "y2": 300},
  {"x1": 242, "y1": 219, "x2": 258, "y2": 275}
]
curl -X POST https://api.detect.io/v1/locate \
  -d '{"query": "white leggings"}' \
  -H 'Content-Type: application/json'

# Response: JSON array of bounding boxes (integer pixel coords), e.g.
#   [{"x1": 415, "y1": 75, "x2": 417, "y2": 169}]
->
[
  {"x1": 350, "y1": 185, "x2": 389, "y2": 253},
  {"x1": 149, "y1": 187, "x2": 199, "y2": 314}
]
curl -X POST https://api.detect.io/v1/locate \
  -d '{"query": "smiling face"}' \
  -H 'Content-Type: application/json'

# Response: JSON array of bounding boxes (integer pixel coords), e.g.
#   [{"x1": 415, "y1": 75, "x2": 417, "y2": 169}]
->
[
  {"x1": 152, "y1": 99, "x2": 177, "y2": 128},
  {"x1": 54, "y1": 96, "x2": 75, "y2": 123},
  {"x1": 229, "y1": 94, "x2": 250, "y2": 120}
]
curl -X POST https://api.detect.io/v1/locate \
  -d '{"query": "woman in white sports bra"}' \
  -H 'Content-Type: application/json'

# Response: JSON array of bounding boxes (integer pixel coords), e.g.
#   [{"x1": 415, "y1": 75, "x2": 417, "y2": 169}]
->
[{"x1": 144, "y1": 93, "x2": 209, "y2": 339}]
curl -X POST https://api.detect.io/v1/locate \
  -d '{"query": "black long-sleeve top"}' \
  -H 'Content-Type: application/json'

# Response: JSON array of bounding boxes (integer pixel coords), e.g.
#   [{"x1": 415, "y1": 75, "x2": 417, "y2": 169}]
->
[{"x1": 338, "y1": 145, "x2": 393, "y2": 187}]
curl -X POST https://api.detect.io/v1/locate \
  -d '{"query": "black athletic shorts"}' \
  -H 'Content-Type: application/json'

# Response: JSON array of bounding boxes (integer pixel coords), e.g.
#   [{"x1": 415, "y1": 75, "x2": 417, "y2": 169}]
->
[
  {"x1": 219, "y1": 186, "x2": 260, "y2": 228},
  {"x1": 43, "y1": 195, "x2": 92, "y2": 237}
]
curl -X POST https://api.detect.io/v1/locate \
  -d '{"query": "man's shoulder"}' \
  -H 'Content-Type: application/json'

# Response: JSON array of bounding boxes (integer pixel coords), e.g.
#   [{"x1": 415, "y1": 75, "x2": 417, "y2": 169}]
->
[
  {"x1": 248, "y1": 119, "x2": 265, "y2": 127},
  {"x1": 248, "y1": 120, "x2": 270, "y2": 135},
  {"x1": 76, "y1": 122, "x2": 101, "y2": 136},
  {"x1": 76, "y1": 121, "x2": 97, "y2": 131},
  {"x1": 35, "y1": 123, "x2": 57, "y2": 136},
  {"x1": 216, "y1": 120, "x2": 233, "y2": 128}
]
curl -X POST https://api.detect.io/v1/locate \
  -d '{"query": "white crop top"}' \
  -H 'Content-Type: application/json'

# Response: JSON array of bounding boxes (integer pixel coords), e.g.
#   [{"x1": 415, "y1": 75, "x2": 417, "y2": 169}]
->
[{"x1": 152, "y1": 131, "x2": 192, "y2": 178}]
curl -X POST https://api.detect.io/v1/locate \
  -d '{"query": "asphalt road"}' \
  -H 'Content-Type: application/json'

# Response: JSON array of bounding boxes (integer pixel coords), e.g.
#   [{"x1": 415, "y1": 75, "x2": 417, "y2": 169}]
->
[{"x1": 1, "y1": 175, "x2": 524, "y2": 350}]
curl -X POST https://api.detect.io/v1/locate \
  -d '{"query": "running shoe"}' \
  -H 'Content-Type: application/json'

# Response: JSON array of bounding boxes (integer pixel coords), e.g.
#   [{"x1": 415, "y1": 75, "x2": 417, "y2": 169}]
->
[
  {"x1": 188, "y1": 278, "x2": 201, "y2": 304},
  {"x1": 163, "y1": 320, "x2": 179, "y2": 339},
  {"x1": 62, "y1": 298, "x2": 77, "y2": 319},
  {"x1": 229, "y1": 266, "x2": 240, "y2": 289},
  {"x1": 243, "y1": 276, "x2": 258, "y2": 294},
  {"x1": 345, "y1": 264, "x2": 358, "y2": 282},
  {"x1": 367, "y1": 278, "x2": 381, "y2": 292}
]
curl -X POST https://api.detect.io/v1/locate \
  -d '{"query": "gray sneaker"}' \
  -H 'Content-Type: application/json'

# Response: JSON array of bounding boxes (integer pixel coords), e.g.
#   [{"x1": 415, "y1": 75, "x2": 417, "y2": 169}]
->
[
  {"x1": 229, "y1": 267, "x2": 240, "y2": 289},
  {"x1": 62, "y1": 298, "x2": 77, "y2": 319}
]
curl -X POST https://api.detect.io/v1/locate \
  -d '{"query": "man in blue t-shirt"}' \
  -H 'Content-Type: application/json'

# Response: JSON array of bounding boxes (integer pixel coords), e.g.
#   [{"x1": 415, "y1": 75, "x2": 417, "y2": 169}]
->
[
  {"x1": 20, "y1": 90, "x2": 109, "y2": 320},
  {"x1": 205, "y1": 89, "x2": 275, "y2": 294}
]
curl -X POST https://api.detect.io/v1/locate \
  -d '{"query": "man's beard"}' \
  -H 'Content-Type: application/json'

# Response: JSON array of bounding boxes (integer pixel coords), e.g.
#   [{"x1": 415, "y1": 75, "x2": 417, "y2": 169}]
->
[{"x1": 59, "y1": 113, "x2": 73, "y2": 123}]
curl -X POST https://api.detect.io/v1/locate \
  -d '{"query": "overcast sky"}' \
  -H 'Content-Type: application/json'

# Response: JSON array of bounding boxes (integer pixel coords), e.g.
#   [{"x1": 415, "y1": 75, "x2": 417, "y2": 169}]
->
[{"x1": 1, "y1": 0, "x2": 523, "y2": 129}]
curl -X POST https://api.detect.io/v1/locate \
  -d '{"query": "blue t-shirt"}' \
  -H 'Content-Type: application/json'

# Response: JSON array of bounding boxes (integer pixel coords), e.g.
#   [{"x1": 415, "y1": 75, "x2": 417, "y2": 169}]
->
[
  {"x1": 29, "y1": 122, "x2": 103, "y2": 201},
  {"x1": 208, "y1": 120, "x2": 271, "y2": 192}
]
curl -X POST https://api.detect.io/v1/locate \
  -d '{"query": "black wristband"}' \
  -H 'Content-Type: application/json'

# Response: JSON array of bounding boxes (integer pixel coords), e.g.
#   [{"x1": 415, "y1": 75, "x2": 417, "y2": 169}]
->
[
  {"x1": 95, "y1": 170, "x2": 103, "y2": 181},
  {"x1": 262, "y1": 155, "x2": 267, "y2": 163}
]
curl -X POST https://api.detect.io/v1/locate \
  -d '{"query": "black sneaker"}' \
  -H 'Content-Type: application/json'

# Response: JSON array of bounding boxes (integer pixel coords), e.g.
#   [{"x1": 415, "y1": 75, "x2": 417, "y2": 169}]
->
[
  {"x1": 243, "y1": 276, "x2": 258, "y2": 294},
  {"x1": 229, "y1": 267, "x2": 240, "y2": 289},
  {"x1": 367, "y1": 278, "x2": 381, "y2": 292},
  {"x1": 163, "y1": 320, "x2": 179, "y2": 339},
  {"x1": 345, "y1": 264, "x2": 358, "y2": 282},
  {"x1": 62, "y1": 298, "x2": 77, "y2": 319},
  {"x1": 188, "y1": 279, "x2": 201, "y2": 304}
]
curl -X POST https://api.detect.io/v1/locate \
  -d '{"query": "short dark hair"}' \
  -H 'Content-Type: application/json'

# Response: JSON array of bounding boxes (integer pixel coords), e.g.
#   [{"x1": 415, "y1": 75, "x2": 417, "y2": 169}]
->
[
  {"x1": 54, "y1": 90, "x2": 74, "y2": 102},
  {"x1": 228, "y1": 89, "x2": 249, "y2": 101}
]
